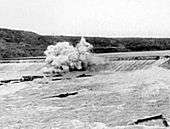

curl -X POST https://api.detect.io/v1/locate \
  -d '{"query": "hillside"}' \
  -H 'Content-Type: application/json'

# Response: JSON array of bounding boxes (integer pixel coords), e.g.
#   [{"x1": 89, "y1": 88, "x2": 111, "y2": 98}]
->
[{"x1": 1, "y1": 28, "x2": 170, "y2": 58}]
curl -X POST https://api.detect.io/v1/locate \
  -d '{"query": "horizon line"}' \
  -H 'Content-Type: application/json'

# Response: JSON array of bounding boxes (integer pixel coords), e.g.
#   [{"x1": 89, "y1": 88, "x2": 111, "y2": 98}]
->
[{"x1": 1, "y1": 27, "x2": 170, "y2": 39}]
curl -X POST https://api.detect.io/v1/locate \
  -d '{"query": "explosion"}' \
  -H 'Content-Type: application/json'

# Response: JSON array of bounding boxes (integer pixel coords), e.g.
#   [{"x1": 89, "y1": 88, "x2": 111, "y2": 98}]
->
[{"x1": 42, "y1": 37, "x2": 94, "y2": 75}]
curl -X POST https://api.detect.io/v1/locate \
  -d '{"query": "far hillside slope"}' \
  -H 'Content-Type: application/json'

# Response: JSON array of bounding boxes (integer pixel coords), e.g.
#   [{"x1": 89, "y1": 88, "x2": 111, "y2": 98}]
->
[{"x1": 1, "y1": 28, "x2": 170, "y2": 58}]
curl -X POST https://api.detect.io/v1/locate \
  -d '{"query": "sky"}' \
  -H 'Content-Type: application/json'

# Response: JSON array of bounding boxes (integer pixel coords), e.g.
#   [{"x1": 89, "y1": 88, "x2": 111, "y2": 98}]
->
[{"x1": 0, "y1": 0, "x2": 170, "y2": 37}]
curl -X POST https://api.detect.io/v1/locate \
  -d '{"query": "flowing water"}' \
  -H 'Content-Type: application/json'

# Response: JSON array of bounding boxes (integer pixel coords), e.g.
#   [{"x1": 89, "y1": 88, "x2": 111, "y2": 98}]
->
[{"x1": 0, "y1": 56, "x2": 170, "y2": 129}]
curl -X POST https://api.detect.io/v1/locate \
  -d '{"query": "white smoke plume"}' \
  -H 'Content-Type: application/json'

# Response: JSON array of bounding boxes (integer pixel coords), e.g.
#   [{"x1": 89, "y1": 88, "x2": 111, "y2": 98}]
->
[{"x1": 42, "y1": 37, "x2": 97, "y2": 75}]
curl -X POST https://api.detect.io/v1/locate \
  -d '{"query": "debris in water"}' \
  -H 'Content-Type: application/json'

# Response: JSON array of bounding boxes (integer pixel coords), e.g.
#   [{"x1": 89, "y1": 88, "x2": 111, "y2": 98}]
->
[
  {"x1": 51, "y1": 77, "x2": 71, "y2": 81},
  {"x1": 1, "y1": 79, "x2": 19, "y2": 83},
  {"x1": 20, "y1": 76, "x2": 44, "y2": 82},
  {"x1": 43, "y1": 92, "x2": 78, "y2": 98},
  {"x1": 76, "y1": 74, "x2": 92, "y2": 78},
  {"x1": 0, "y1": 75, "x2": 44, "y2": 84},
  {"x1": 128, "y1": 114, "x2": 169, "y2": 127}
]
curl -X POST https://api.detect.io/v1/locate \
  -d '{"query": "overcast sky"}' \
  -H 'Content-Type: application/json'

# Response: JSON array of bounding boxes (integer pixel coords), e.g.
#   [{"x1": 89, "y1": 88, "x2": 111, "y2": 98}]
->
[{"x1": 0, "y1": 0, "x2": 170, "y2": 37}]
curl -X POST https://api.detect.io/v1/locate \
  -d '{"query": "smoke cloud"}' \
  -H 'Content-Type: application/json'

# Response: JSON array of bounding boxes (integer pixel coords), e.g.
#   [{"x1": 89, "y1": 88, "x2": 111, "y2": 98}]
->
[{"x1": 42, "y1": 37, "x2": 101, "y2": 75}]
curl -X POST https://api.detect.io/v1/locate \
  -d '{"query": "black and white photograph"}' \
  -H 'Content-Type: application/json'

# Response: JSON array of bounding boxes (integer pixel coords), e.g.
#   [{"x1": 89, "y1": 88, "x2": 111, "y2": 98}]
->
[{"x1": 0, "y1": 0, "x2": 170, "y2": 128}]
